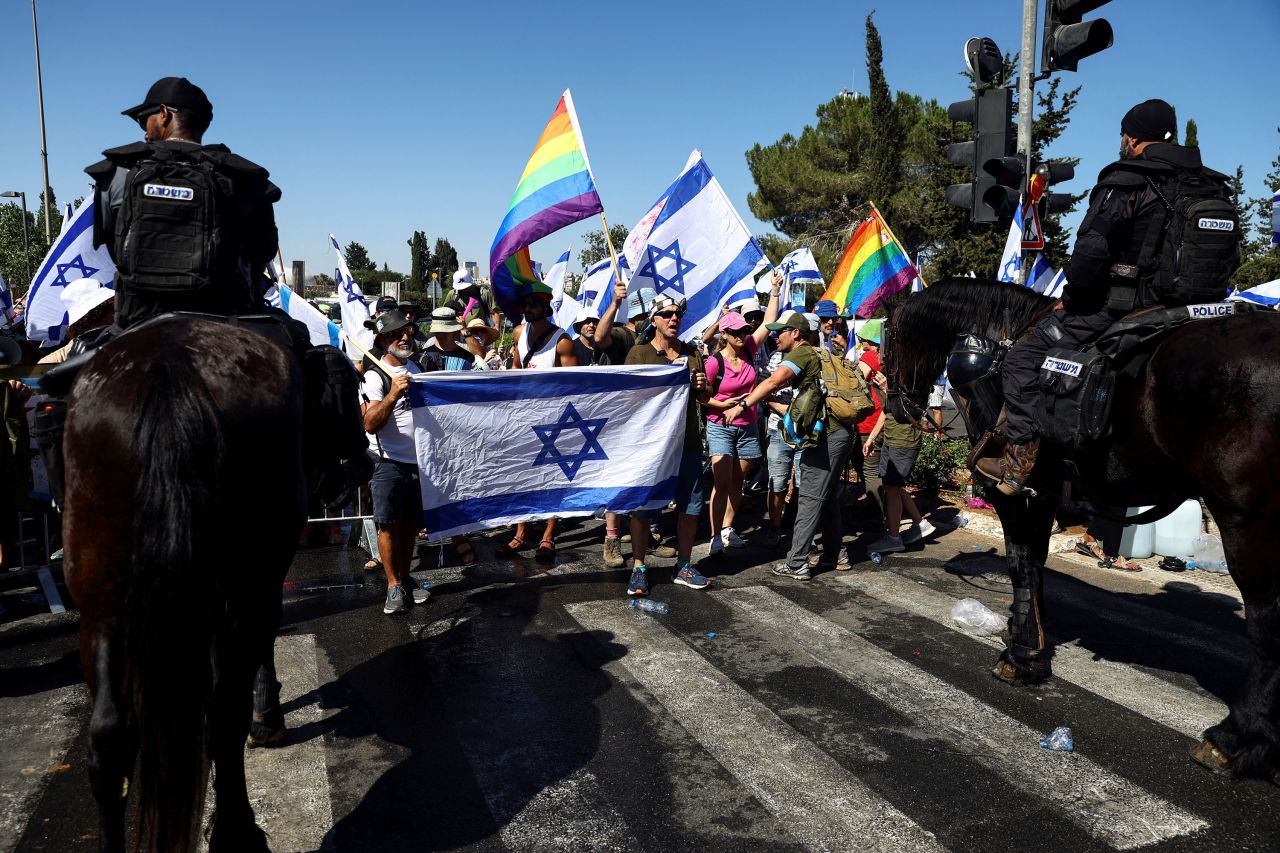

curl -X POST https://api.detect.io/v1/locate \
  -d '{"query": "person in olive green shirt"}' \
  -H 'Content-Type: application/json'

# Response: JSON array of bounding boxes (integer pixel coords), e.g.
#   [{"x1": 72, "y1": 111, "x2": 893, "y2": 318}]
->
[{"x1": 865, "y1": 402, "x2": 936, "y2": 554}]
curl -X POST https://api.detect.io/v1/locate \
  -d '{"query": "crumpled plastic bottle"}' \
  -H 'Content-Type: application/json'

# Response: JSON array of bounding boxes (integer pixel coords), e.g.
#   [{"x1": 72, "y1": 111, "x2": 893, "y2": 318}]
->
[
  {"x1": 630, "y1": 599, "x2": 670, "y2": 615},
  {"x1": 1190, "y1": 534, "x2": 1228, "y2": 572},
  {"x1": 950, "y1": 598, "x2": 1005, "y2": 635},
  {"x1": 1039, "y1": 726, "x2": 1074, "y2": 752}
]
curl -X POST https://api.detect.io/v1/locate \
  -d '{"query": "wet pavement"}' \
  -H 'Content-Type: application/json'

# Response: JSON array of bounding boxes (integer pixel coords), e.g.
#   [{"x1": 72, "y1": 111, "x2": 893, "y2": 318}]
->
[{"x1": 2, "y1": 504, "x2": 1278, "y2": 852}]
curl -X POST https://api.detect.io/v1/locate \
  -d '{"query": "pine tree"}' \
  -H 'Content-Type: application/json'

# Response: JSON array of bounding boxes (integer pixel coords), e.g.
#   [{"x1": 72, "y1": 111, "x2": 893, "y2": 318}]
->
[
  {"x1": 1232, "y1": 128, "x2": 1280, "y2": 287},
  {"x1": 1184, "y1": 119, "x2": 1199, "y2": 148},
  {"x1": 406, "y1": 230, "x2": 431, "y2": 289},
  {"x1": 432, "y1": 237, "x2": 458, "y2": 284},
  {"x1": 863, "y1": 13, "x2": 901, "y2": 211},
  {"x1": 344, "y1": 242, "x2": 376, "y2": 272}
]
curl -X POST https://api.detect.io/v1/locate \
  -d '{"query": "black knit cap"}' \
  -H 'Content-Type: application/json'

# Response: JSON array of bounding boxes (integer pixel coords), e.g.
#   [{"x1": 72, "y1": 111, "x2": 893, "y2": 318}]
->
[{"x1": 1121, "y1": 99, "x2": 1177, "y2": 143}]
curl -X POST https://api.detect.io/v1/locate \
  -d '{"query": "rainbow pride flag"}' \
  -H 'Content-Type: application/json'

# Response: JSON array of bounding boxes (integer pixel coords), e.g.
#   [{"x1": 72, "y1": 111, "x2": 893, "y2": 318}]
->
[
  {"x1": 820, "y1": 211, "x2": 918, "y2": 318},
  {"x1": 490, "y1": 90, "x2": 604, "y2": 316}
]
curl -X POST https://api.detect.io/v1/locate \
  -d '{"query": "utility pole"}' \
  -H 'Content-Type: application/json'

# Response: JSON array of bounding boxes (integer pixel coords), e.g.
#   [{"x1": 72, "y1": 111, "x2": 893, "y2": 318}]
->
[
  {"x1": 32, "y1": 0, "x2": 53, "y2": 243},
  {"x1": 1015, "y1": 0, "x2": 1039, "y2": 284}
]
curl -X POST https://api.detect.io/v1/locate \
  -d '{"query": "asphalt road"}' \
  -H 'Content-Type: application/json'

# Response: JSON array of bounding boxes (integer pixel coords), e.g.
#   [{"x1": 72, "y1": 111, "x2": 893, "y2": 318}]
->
[{"x1": 2, "y1": 504, "x2": 1277, "y2": 852}]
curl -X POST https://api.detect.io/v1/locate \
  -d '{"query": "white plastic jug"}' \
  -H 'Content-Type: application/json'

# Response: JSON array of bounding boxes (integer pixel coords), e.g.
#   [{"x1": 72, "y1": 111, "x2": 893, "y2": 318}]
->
[
  {"x1": 1155, "y1": 499, "x2": 1203, "y2": 559},
  {"x1": 1117, "y1": 506, "x2": 1156, "y2": 559}
]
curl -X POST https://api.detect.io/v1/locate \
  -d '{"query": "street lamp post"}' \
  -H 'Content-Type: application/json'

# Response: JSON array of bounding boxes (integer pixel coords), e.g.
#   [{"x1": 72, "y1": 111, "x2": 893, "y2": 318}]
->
[
  {"x1": 31, "y1": 0, "x2": 53, "y2": 243},
  {"x1": 1, "y1": 191, "x2": 32, "y2": 283}
]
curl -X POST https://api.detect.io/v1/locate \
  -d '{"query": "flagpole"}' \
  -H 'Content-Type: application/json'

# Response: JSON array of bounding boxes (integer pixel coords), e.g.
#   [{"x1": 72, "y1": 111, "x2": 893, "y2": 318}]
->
[
  {"x1": 342, "y1": 331, "x2": 395, "y2": 376},
  {"x1": 867, "y1": 200, "x2": 927, "y2": 288},
  {"x1": 598, "y1": 211, "x2": 625, "y2": 292}
]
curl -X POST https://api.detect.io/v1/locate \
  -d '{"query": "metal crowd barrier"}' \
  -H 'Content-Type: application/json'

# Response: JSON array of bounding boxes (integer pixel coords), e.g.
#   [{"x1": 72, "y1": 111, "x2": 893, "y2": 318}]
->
[{"x1": 2, "y1": 508, "x2": 66, "y2": 615}]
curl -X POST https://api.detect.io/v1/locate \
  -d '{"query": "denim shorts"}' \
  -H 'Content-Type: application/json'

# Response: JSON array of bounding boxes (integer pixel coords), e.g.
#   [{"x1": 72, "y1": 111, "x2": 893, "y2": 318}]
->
[
  {"x1": 635, "y1": 448, "x2": 705, "y2": 518},
  {"x1": 878, "y1": 445, "x2": 919, "y2": 488},
  {"x1": 766, "y1": 430, "x2": 799, "y2": 493},
  {"x1": 706, "y1": 420, "x2": 762, "y2": 460},
  {"x1": 370, "y1": 458, "x2": 423, "y2": 525}
]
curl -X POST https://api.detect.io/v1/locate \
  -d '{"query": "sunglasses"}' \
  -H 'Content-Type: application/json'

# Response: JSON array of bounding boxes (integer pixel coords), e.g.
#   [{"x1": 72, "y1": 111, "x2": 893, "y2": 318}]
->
[
  {"x1": 135, "y1": 104, "x2": 165, "y2": 130},
  {"x1": 723, "y1": 327, "x2": 747, "y2": 336},
  {"x1": 654, "y1": 310, "x2": 682, "y2": 320}
]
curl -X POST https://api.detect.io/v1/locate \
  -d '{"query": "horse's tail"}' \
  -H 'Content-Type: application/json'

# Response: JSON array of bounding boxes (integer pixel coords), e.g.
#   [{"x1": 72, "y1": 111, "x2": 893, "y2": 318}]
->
[{"x1": 124, "y1": 359, "x2": 225, "y2": 853}]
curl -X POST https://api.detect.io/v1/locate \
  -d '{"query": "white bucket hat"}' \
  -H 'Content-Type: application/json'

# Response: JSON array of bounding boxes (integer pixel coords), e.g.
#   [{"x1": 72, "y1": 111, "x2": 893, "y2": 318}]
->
[{"x1": 60, "y1": 278, "x2": 114, "y2": 328}]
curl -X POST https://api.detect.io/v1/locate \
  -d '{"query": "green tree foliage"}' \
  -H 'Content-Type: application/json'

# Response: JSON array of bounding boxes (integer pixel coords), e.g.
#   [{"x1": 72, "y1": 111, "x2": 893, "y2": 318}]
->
[
  {"x1": 1232, "y1": 128, "x2": 1280, "y2": 288},
  {"x1": 746, "y1": 19, "x2": 1082, "y2": 292},
  {"x1": 579, "y1": 224, "x2": 629, "y2": 268},
  {"x1": 344, "y1": 241, "x2": 376, "y2": 273},
  {"x1": 432, "y1": 237, "x2": 459, "y2": 285},
  {"x1": 1184, "y1": 119, "x2": 1199, "y2": 148},
  {"x1": 310, "y1": 273, "x2": 335, "y2": 292},
  {"x1": 0, "y1": 203, "x2": 39, "y2": 293},
  {"x1": 406, "y1": 230, "x2": 431, "y2": 289}
]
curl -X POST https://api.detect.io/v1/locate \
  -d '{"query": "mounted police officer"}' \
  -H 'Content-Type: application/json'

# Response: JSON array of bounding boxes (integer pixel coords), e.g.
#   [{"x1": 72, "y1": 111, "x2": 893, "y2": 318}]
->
[
  {"x1": 37, "y1": 77, "x2": 367, "y2": 507},
  {"x1": 976, "y1": 98, "x2": 1237, "y2": 495}
]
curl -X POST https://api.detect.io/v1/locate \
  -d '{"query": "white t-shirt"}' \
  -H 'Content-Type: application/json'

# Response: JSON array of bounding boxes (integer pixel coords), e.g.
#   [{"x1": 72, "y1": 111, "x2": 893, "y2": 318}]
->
[{"x1": 361, "y1": 361, "x2": 422, "y2": 463}]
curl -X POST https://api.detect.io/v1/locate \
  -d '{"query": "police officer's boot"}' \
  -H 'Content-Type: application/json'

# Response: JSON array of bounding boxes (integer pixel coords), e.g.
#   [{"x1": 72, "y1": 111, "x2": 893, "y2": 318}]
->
[{"x1": 975, "y1": 436, "x2": 1039, "y2": 496}]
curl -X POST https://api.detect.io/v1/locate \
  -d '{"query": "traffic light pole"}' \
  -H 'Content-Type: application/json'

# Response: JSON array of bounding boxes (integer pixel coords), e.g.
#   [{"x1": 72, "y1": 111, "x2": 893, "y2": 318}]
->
[{"x1": 1014, "y1": 0, "x2": 1040, "y2": 284}]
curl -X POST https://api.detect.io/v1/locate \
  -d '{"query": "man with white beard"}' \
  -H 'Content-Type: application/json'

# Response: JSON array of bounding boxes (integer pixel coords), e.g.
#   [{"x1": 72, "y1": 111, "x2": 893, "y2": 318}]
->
[{"x1": 360, "y1": 310, "x2": 431, "y2": 616}]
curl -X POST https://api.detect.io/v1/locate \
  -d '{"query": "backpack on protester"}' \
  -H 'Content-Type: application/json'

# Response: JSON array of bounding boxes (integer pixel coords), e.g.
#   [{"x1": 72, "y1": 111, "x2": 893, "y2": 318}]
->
[
  {"x1": 814, "y1": 348, "x2": 876, "y2": 427},
  {"x1": 1111, "y1": 164, "x2": 1241, "y2": 307}
]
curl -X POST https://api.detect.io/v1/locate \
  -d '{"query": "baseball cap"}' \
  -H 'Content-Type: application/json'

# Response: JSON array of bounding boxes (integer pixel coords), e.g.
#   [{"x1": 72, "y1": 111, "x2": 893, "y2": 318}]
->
[
  {"x1": 375, "y1": 295, "x2": 398, "y2": 312},
  {"x1": 766, "y1": 310, "x2": 809, "y2": 333},
  {"x1": 364, "y1": 310, "x2": 411, "y2": 336},
  {"x1": 121, "y1": 77, "x2": 213, "y2": 122},
  {"x1": 720, "y1": 311, "x2": 751, "y2": 332}
]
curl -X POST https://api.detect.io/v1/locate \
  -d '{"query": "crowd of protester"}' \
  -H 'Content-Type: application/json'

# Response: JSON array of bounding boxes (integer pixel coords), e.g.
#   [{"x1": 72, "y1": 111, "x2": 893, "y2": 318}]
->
[{"x1": 351, "y1": 265, "x2": 950, "y2": 616}]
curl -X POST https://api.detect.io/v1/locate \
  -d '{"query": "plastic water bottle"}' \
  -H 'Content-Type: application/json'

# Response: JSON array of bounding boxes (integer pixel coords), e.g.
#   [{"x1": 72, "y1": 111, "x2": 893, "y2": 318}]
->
[
  {"x1": 1039, "y1": 726, "x2": 1074, "y2": 752},
  {"x1": 869, "y1": 552, "x2": 883, "y2": 565},
  {"x1": 965, "y1": 483, "x2": 974, "y2": 505},
  {"x1": 954, "y1": 514, "x2": 971, "y2": 528},
  {"x1": 630, "y1": 599, "x2": 670, "y2": 615}
]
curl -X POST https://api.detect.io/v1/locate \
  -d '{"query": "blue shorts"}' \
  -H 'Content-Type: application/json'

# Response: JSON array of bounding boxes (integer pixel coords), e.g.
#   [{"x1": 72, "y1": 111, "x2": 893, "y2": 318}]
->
[
  {"x1": 706, "y1": 420, "x2": 763, "y2": 460},
  {"x1": 766, "y1": 431, "x2": 799, "y2": 493},
  {"x1": 370, "y1": 458, "x2": 423, "y2": 525},
  {"x1": 636, "y1": 448, "x2": 706, "y2": 518}
]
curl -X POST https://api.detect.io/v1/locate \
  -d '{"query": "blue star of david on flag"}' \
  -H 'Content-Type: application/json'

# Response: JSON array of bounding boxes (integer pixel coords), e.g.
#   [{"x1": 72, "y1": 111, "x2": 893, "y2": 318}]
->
[
  {"x1": 637, "y1": 239, "x2": 697, "y2": 296},
  {"x1": 53, "y1": 255, "x2": 99, "y2": 288},
  {"x1": 531, "y1": 402, "x2": 609, "y2": 481},
  {"x1": 780, "y1": 258, "x2": 797, "y2": 276}
]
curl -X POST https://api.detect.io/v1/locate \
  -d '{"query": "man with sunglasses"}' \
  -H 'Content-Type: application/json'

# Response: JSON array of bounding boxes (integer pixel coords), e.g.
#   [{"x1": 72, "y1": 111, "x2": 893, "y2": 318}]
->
[{"x1": 623, "y1": 295, "x2": 712, "y2": 595}]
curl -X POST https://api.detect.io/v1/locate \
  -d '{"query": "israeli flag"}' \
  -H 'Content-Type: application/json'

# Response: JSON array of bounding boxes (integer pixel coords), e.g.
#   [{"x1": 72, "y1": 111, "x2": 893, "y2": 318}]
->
[
  {"x1": 1042, "y1": 268, "x2": 1067, "y2": 299},
  {"x1": 23, "y1": 198, "x2": 116, "y2": 343},
  {"x1": 264, "y1": 281, "x2": 342, "y2": 348},
  {"x1": 778, "y1": 246, "x2": 823, "y2": 311},
  {"x1": 996, "y1": 203, "x2": 1025, "y2": 283},
  {"x1": 409, "y1": 365, "x2": 687, "y2": 538},
  {"x1": 544, "y1": 248, "x2": 577, "y2": 332},
  {"x1": 1228, "y1": 279, "x2": 1280, "y2": 308},
  {"x1": 623, "y1": 151, "x2": 767, "y2": 342},
  {"x1": 1027, "y1": 253, "x2": 1055, "y2": 292},
  {"x1": 328, "y1": 234, "x2": 373, "y2": 351}
]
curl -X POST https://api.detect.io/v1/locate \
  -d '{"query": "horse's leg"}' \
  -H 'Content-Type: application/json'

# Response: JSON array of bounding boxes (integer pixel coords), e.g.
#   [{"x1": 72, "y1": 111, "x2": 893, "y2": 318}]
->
[
  {"x1": 84, "y1": 629, "x2": 138, "y2": 853},
  {"x1": 206, "y1": 636, "x2": 269, "y2": 853},
  {"x1": 1192, "y1": 507, "x2": 1280, "y2": 784},
  {"x1": 992, "y1": 492, "x2": 1056, "y2": 685},
  {"x1": 248, "y1": 652, "x2": 285, "y2": 748}
]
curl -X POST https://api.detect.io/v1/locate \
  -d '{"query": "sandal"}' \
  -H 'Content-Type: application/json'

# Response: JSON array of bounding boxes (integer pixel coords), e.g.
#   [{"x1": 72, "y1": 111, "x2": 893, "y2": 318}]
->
[
  {"x1": 454, "y1": 539, "x2": 478, "y2": 566},
  {"x1": 364, "y1": 559, "x2": 382, "y2": 572},
  {"x1": 417, "y1": 529, "x2": 431, "y2": 541},
  {"x1": 495, "y1": 537, "x2": 527, "y2": 558},
  {"x1": 1100, "y1": 555, "x2": 1142, "y2": 572},
  {"x1": 1075, "y1": 539, "x2": 1106, "y2": 561},
  {"x1": 535, "y1": 538, "x2": 556, "y2": 562}
]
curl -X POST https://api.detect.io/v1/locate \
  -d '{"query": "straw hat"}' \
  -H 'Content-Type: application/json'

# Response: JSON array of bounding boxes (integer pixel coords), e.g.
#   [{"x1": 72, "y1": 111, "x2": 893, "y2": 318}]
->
[{"x1": 464, "y1": 317, "x2": 499, "y2": 345}]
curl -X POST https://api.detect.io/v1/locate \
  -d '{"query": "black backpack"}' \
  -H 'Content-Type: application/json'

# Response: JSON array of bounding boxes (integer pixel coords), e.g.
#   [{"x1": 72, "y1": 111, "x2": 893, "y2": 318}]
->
[
  {"x1": 1126, "y1": 166, "x2": 1241, "y2": 305},
  {"x1": 114, "y1": 146, "x2": 243, "y2": 294}
]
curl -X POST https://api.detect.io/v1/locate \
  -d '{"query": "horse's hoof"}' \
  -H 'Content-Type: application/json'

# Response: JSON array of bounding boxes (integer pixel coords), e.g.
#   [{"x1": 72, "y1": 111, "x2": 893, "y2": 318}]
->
[
  {"x1": 1189, "y1": 738, "x2": 1232, "y2": 774},
  {"x1": 991, "y1": 653, "x2": 1050, "y2": 685},
  {"x1": 246, "y1": 723, "x2": 287, "y2": 749}
]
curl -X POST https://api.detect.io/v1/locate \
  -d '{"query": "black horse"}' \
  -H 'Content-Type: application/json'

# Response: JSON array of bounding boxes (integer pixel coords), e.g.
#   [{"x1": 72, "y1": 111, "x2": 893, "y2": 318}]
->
[
  {"x1": 888, "y1": 277, "x2": 1280, "y2": 784},
  {"x1": 63, "y1": 316, "x2": 307, "y2": 851}
]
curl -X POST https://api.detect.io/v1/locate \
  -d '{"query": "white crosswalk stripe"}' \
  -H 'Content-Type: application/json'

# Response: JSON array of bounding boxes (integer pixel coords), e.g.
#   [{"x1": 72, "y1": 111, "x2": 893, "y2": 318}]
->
[
  {"x1": 720, "y1": 586, "x2": 1207, "y2": 849},
  {"x1": 832, "y1": 571, "x2": 1227, "y2": 739},
  {"x1": 565, "y1": 600, "x2": 947, "y2": 853}
]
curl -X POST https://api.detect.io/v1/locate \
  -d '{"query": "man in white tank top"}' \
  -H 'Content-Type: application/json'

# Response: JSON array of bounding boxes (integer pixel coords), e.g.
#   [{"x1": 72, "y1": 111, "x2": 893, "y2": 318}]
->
[{"x1": 496, "y1": 291, "x2": 578, "y2": 561}]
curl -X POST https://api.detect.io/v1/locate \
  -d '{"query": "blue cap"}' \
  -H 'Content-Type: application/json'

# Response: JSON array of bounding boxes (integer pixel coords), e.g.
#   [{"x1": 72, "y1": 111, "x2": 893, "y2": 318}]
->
[{"x1": 814, "y1": 299, "x2": 840, "y2": 319}]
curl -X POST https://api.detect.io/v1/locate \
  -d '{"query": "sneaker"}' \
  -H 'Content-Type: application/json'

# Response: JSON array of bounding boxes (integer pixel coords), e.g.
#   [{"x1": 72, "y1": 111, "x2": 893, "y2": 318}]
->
[
  {"x1": 411, "y1": 584, "x2": 431, "y2": 605},
  {"x1": 902, "y1": 520, "x2": 937, "y2": 545},
  {"x1": 627, "y1": 565, "x2": 650, "y2": 597},
  {"x1": 603, "y1": 535, "x2": 625, "y2": 568},
  {"x1": 722, "y1": 527, "x2": 746, "y2": 549},
  {"x1": 764, "y1": 527, "x2": 782, "y2": 548},
  {"x1": 771, "y1": 563, "x2": 812, "y2": 581},
  {"x1": 708, "y1": 536, "x2": 725, "y2": 557},
  {"x1": 674, "y1": 563, "x2": 712, "y2": 590},
  {"x1": 866, "y1": 533, "x2": 906, "y2": 554},
  {"x1": 383, "y1": 584, "x2": 410, "y2": 615}
]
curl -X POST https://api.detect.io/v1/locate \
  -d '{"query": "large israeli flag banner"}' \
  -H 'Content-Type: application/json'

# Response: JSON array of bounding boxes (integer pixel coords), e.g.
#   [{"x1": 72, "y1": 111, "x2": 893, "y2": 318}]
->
[
  {"x1": 264, "y1": 282, "x2": 341, "y2": 348},
  {"x1": 1228, "y1": 279, "x2": 1280, "y2": 307},
  {"x1": 24, "y1": 198, "x2": 116, "y2": 343},
  {"x1": 328, "y1": 233, "x2": 373, "y2": 351},
  {"x1": 410, "y1": 365, "x2": 687, "y2": 538},
  {"x1": 623, "y1": 151, "x2": 766, "y2": 342}
]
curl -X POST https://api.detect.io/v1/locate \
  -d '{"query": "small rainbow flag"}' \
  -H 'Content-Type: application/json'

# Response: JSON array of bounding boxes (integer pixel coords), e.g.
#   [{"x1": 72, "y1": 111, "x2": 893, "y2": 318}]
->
[
  {"x1": 820, "y1": 210, "x2": 918, "y2": 318},
  {"x1": 490, "y1": 90, "x2": 604, "y2": 316}
]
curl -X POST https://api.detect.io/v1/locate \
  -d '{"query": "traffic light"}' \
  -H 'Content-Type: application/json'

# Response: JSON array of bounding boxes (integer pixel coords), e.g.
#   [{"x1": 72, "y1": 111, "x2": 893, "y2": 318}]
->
[
  {"x1": 945, "y1": 87, "x2": 1014, "y2": 223},
  {"x1": 1042, "y1": 0, "x2": 1114, "y2": 73},
  {"x1": 1033, "y1": 162, "x2": 1076, "y2": 214},
  {"x1": 982, "y1": 155, "x2": 1024, "y2": 219}
]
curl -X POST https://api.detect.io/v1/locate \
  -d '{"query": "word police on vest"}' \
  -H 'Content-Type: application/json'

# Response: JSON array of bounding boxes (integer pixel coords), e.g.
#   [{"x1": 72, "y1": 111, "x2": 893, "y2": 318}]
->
[
  {"x1": 1197, "y1": 217, "x2": 1235, "y2": 232},
  {"x1": 143, "y1": 183, "x2": 195, "y2": 201},
  {"x1": 1187, "y1": 303, "x2": 1236, "y2": 319},
  {"x1": 1041, "y1": 356, "x2": 1084, "y2": 377}
]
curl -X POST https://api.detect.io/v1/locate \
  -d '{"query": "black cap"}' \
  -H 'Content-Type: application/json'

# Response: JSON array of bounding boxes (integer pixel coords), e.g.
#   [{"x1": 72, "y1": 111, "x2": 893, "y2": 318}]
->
[
  {"x1": 364, "y1": 310, "x2": 411, "y2": 337},
  {"x1": 122, "y1": 77, "x2": 213, "y2": 122},
  {"x1": 1121, "y1": 99, "x2": 1177, "y2": 144},
  {"x1": 375, "y1": 295, "x2": 398, "y2": 312}
]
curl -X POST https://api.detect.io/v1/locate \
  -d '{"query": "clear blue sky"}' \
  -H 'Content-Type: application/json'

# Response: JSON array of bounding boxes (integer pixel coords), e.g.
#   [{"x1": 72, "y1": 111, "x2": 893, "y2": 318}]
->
[{"x1": 2, "y1": 0, "x2": 1276, "y2": 283}]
